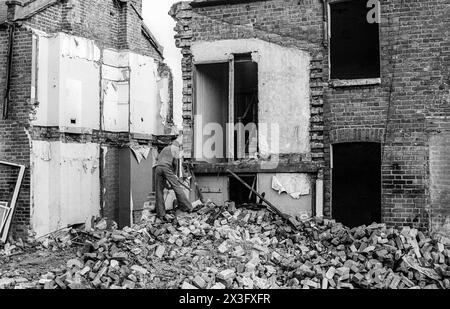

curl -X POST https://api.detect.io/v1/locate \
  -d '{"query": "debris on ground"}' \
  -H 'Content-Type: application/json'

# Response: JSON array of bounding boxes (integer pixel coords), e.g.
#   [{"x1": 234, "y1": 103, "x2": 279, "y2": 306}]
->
[{"x1": 1, "y1": 203, "x2": 450, "y2": 289}]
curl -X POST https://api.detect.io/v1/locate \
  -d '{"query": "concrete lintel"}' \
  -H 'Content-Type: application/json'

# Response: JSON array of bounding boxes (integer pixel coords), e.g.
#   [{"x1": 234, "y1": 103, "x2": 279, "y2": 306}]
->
[
  {"x1": 132, "y1": 133, "x2": 153, "y2": 141},
  {"x1": 330, "y1": 78, "x2": 381, "y2": 88},
  {"x1": 191, "y1": 162, "x2": 319, "y2": 175}
]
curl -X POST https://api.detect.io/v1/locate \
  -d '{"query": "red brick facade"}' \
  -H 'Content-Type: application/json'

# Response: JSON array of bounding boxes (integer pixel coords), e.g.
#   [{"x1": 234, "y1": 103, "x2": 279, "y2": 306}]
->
[{"x1": 171, "y1": 0, "x2": 450, "y2": 233}]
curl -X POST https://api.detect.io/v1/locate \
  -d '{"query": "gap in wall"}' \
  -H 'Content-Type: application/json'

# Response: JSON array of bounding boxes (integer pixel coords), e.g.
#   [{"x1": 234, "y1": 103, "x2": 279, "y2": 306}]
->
[{"x1": 229, "y1": 174, "x2": 258, "y2": 206}]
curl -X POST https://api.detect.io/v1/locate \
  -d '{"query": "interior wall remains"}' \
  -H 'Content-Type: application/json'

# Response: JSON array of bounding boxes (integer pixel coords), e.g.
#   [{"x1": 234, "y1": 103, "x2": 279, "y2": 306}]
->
[
  {"x1": 32, "y1": 32, "x2": 101, "y2": 131},
  {"x1": 191, "y1": 39, "x2": 311, "y2": 157},
  {"x1": 28, "y1": 29, "x2": 172, "y2": 235},
  {"x1": 31, "y1": 140, "x2": 100, "y2": 238},
  {"x1": 258, "y1": 173, "x2": 312, "y2": 217}
]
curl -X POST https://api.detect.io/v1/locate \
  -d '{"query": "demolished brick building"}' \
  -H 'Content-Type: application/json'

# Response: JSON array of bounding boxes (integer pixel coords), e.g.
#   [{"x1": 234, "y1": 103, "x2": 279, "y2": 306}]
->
[
  {"x1": 170, "y1": 0, "x2": 450, "y2": 236},
  {"x1": 0, "y1": 0, "x2": 174, "y2": 239}
]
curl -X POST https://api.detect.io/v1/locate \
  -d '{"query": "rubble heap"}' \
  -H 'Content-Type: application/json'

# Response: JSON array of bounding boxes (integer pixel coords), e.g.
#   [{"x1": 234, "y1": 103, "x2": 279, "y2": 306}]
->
[{"x1": 1, "y1": 203, "x2": 450, "y2": 289}]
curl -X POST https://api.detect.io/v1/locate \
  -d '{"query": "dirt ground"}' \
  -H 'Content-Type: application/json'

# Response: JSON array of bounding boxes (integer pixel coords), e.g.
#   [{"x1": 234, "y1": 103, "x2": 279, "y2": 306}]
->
[{"x1": 0, "y1": 248, "x2": 77, "y2": 288}]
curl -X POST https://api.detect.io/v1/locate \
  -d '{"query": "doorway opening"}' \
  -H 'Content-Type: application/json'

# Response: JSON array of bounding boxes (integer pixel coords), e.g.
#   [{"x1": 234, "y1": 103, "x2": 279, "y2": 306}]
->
[
  {"x1": 194, "y1": 63, "x2": 229, "y2": 162},
  {"x1": 332, "y1": 142, "x2": 381, "y2": 227}
]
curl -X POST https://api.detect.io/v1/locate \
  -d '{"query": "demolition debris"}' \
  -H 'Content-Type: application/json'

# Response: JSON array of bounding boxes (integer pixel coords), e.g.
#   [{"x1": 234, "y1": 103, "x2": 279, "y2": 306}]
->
[{"x1": 1, "y1": 203, "x2": 450, "y2": 289}]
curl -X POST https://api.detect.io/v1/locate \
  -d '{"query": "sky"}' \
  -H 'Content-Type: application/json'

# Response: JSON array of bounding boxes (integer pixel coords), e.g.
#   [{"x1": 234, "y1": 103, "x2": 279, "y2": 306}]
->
[{"x1": 143, "y1": 0, "x2": 183, "y2": 130}]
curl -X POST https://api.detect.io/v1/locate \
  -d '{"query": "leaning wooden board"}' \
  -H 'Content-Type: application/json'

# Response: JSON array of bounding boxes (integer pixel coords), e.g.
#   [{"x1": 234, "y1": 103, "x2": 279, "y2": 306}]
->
[
  {"x1": 0, "y1": 161, "x2": 26, "y2": 243},
  {"x1": 0, "y1": 202, "x2": 10, "y2": 230}
]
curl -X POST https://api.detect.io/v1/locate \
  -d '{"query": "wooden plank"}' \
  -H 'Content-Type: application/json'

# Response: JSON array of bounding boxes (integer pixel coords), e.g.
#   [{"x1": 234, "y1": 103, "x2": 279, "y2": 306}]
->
[
  {"x1": 0, "y1": 203, "x2": 10, "y2": 231},
  {"x1": 227, "y1": 55, "x2": 235, "y2": 161},
  {"x1": 0, "y1": 161, "x2": 23, "y2": 168},
  {"x1": 188, "y1": 163, "x2": 205, "y2": 203},
  {"x1": 1, "y1": 164, "x2": 26, "y2": 243}
]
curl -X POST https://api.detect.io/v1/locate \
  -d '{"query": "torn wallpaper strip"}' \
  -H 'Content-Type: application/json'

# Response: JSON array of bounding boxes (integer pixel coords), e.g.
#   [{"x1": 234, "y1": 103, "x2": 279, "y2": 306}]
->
[
  {"x1": 271, "y1": 174, "x2": 310, "y2": 199},
  {"x1": 130, "y1": 145, "x2": 151, "y2": 164}
]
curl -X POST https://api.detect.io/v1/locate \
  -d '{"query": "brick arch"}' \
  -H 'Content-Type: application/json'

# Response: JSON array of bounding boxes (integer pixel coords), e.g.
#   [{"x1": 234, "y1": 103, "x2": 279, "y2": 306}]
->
[{"x1": 329, "y1": 128, "x2": 385, "y2": 144}]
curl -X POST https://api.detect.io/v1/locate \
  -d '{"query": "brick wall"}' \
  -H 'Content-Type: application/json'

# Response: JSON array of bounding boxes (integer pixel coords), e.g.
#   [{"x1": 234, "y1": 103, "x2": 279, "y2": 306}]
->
[
  {"x1": 0, "y1": 28, "x2": 33, "y2": 236},
  {"x1": 117, "y1": 0, "x2": 163, "y2": 59},
  {"x1": 171, "y1": 0, "x2": 450, "y2": 231},
  {"x1": 26, "y1": 1, "x2": 63, "y2": 33},
  {"x1": 102, "y1": 146, "x2": 120, "y2": 227},
  {"x1": 22, "y1": 0, "x2": 163, "y2": 60},
  {"x1": 324, "y1": 0, "x2": 449, "y2": 230}
]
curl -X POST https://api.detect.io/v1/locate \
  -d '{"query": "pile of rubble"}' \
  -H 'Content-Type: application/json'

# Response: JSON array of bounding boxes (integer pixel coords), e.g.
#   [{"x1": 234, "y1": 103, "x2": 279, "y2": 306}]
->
[{"x1": 1, "y1": 203, "x2": 450, "y2": 289}]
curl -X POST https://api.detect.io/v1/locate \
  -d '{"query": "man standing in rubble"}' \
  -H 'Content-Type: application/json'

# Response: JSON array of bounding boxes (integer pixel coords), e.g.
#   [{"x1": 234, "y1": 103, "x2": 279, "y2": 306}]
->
[{"x1": 155, "y1": 132, "x2": 192, "y2": 220}]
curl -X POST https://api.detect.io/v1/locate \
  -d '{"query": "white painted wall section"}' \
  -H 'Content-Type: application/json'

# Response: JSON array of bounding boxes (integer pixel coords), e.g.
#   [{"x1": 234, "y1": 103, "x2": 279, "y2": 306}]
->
[
  {"x1": 59, "y1": 33, "x2": 100, "y2": 131},
  {"x1": 129, "y1": 54, "x2": 160, "y2": 135},
  {"x1": 32, "y1": 32, "x2": 100, "y2": 130},
  {"x1": 32, "y1": 32, "x2": 59, "y2": 126},
  {"x1": 102, "y1": 49, "x2": 169, "y2": 134},
  {"x1": 31, "y1": 141, "x2": 101, "y2": 238},
  {"x1": 102, "y1": 79, "x2": 130, "y2": 132},
  {"x1": 258, "y1": 173, "x2": 312, "y2": 217},
  {"x1": 316, "y1": 178, "x2": 324, "y2": 218},
  {"x1": 191, "y1": 39, "x2": 311, "y2": 155},
  {"x1": 157, "y1": 76, "x2": 170, "y2": 134},
  {"x1": 31, "y1": 31, "x2": 170, "y2": 135}
]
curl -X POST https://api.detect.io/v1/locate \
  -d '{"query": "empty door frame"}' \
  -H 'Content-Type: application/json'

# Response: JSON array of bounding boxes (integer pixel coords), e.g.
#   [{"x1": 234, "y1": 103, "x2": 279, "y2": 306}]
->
[
  {"x1": 227, "y1": 55, "x2": 235, "y2": 161},
  {"x1": 0, "y1": 161, "x2": 26, "y2": 243},
  {"x1": 193, "y1": 60, "x2": 230, "y2": 162}
]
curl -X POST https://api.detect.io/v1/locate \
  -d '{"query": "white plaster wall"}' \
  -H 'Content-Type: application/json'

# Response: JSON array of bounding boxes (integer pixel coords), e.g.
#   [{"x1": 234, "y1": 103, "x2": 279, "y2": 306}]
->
[
  {"x1": 129, "y1": 53, "x2": 160, "y2": 135},
  {"x1": 32, "y1": 32, "x2": 100, "y2": 130},
  {"x1": 157, "y1": 76, "x2": 170, "y2": 134},
  {"x1": 31, "y1": 32, "x2": 168, "y2": 135},
  {"x1": 102, "y1": 50, "x2": 167, "y2": 135},
  {"x1": 102, "y1": 59, "x2": 130, "y2": 132},
  {"x1": 31, "y1": 141, "x2": 101, "y2": 238},
  {"x1": 103, "y1": 49, "x2": 129, "y2": 67},
  {"x1": 258, "y1": 173, "x2": 312, "y2": 217},
  {"x1": 191, "y1": 39, "x2": 311, "y2": 155},
  {"x1": 102, "y1": 49, "x2": 131, "y2": 133},
  {"x1": 27, "y1": 37, "x2": 169, "y2": 130},
  {"x1": 59, "y1": 33, "x2": 100, "y2": 130},
  {"x1": 102, "y1": 79, "x2": 130, "y2": 132},
  {"x1": 32, "y1": 32, "x2": 59, "y2": 126}
]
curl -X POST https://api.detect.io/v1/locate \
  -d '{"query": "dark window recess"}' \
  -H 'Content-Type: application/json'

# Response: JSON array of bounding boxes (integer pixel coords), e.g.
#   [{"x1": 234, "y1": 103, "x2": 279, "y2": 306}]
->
[
  {"x1": 234, "y1": 53, "x2": 258, "y2": 160},
  {"x1": 229, "y1": 174, "x2": 258, "y2": 206},
  {"x1": 330, "y1": 0, "x2": 380, "y2": 80},
  {"x1": 332, "y1": 142, "x2": 381, "y2": 228}
]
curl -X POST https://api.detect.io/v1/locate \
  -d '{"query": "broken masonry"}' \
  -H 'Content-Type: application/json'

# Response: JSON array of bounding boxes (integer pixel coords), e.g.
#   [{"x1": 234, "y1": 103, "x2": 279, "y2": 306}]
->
[{"x1": 1, "y1": 202, "x2": 449, "y2": 289}]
